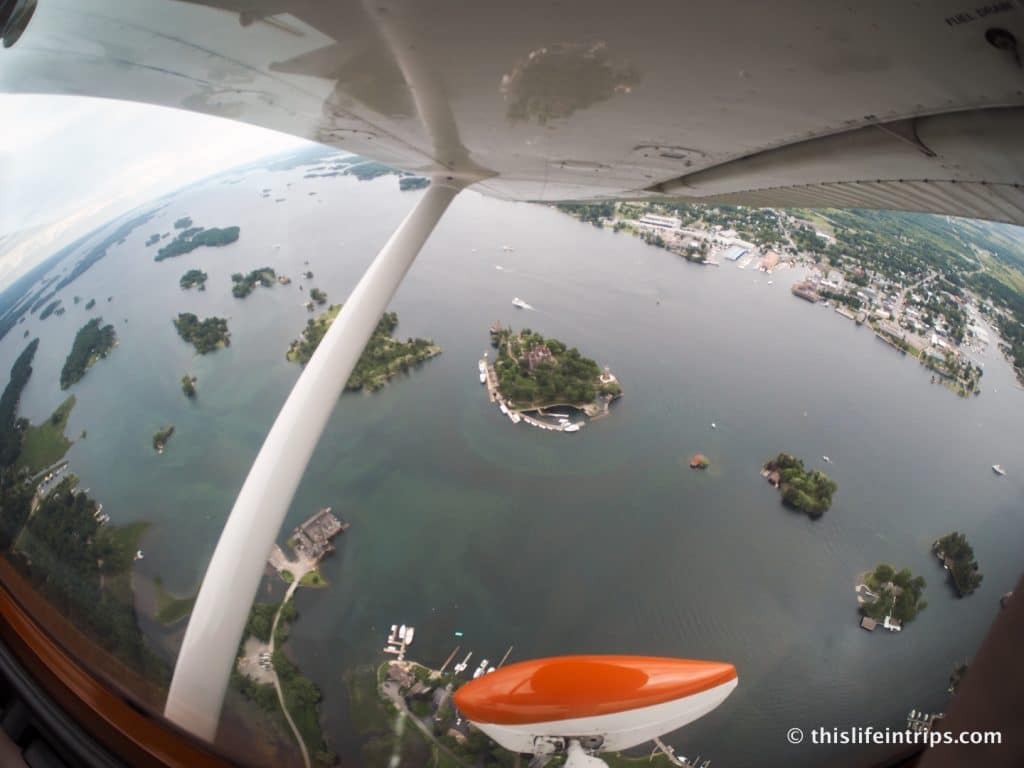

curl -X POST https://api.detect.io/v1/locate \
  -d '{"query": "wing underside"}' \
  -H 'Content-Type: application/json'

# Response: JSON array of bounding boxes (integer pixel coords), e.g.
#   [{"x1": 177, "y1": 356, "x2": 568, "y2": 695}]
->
[{"x1": 2, "y1": 0, "x2": 1024, "y2": 221}]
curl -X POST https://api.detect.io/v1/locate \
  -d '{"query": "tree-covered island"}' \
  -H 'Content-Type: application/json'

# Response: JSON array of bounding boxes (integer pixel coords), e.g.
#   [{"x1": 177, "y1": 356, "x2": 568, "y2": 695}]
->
[
  {"x1": 859, "y1": 563, "x2": 927, "y2": 628},
  {"x1": 309, "y1": 287, "x2": 327, "y2": 305},
  {"x1": 153, "y1": 425, "x2": 175, "y2": 453},
  {"x1": 489, "y1": 325, "x2": 621, "y2": 411},
  {"x1": 60, "y1": 318, "x2": 117, "y2": 389},
  {"x1": 761, "y1": 453, "x2": 836, "y2": 518},
  {"x1": 933, "y1": 531, "x2": 983, "y2": 596},
  {"x1": 287, "y1": 305, "x2": 440, "y2": 391},
  {"x1": 179, "y1": 269, "x2": 208, "y2": 290},
  {"x1": 173, "y1": 313, "x2": 230, "y2": 354},
  {"x1": 155, "y1": 224, "x2": 240, "y2": 262},
  {"x1": 181, "y1": 374, "x2": 197, "y2": 399},
  {"x1": 232, "y1": 267, "x2": 276, "y2": 298}
]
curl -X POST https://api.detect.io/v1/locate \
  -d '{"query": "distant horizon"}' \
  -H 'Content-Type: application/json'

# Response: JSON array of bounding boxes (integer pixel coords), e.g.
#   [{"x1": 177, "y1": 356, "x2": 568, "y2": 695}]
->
[{"x1": 0, "y1": 94, "x2": 309, "y2": 287}]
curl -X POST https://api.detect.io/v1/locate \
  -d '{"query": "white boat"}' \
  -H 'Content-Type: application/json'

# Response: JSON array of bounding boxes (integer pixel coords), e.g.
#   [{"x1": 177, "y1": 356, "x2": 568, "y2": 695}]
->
[
  {"x1": 711, "y1": 422, "x2": 718, "y2": 430},
  {"x1": 496, "y1": 265, "x2": 504, "y2": 271},
  {"x1": 502, "y1": 245, "x2": 514, "y2": 252},
  {"x1": 473, "y1": 667, "x2": 484, "y2": 679},
  {"x1": 399, "y1": 624, "x2": 407, "y2": 642},
  {"x1": 767, "y1": 280, "x2": 774, "y2": 285},
  {"x1": 134, "y1": 549, "x2": 144, "y2": 561},
  {"x1": 479, "y1": 372, "x2": 486, "y2": 384},
  {"x1": 512, "y1": 297, "x2": 530, "y2": 309},
  {"x1": 509, "y1": 411, "x2": 521, "y2": 424},
  {"x1": 992, "y1": 464, "x2": 1006, "y2": 476},
  {"x1": 823, "y1": 456, "x2": 832, "y2": 463},
  {"x1": 404, "y1": 627, "x2": 415, "y2": 644},
  {"x1": 499, "y1": 403, "x2": 508, "y2": 415},
  {"x1": 563, "y1": 423, "x2": 581, "y2": 433}
]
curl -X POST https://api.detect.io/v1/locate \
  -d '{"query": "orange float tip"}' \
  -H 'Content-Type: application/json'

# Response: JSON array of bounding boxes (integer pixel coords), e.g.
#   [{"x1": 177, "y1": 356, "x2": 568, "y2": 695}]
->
[{"x1": 453, "y1": 655, "x2": 737, "y2": 725}]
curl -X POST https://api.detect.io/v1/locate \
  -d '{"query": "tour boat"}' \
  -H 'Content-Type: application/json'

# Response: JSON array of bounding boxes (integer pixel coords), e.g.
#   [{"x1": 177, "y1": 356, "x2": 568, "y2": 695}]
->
[
  {"x1": 564, "y1": 424, "x2": 581, "y2": 433},
  {"x1": 405, "y1": 627, "x2": 415, "y2": 644},
  {"x1": 992, "y1": 464, "x2": 1006, "y2": 476},
  {"x1": 480, "y1": 372, "x2": 486, "y2": 384},
  {"x1": 512, "y1": 297, "x2": 530, "y2": 309}
]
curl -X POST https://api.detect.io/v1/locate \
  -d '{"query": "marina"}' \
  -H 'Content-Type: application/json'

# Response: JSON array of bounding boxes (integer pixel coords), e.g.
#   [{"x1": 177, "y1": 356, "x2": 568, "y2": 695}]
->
[{"x1": 479, "y1": 356, "x2": 585, "y2": 433}]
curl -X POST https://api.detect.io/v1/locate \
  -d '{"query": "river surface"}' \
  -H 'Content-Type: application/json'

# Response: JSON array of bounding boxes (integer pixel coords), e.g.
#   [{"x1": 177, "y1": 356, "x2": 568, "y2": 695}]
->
[{"x1": 3, "y1": 158, "x2": 1023, "y2": 768}]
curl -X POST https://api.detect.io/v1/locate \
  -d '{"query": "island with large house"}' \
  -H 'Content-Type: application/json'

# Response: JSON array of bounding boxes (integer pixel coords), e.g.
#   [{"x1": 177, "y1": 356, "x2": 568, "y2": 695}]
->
[
  {"x1": 856, "y1": 563, "x2": 928, "y2": 633},
  {"x1": 483, "y1": 324, "x2": 621, "y2": 432},
  {"x1": 287, "y1": 305, "x2": 440, "y2": 391}
]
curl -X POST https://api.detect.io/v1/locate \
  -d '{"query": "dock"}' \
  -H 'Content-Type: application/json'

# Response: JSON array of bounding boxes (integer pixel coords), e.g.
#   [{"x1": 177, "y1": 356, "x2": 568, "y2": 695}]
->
[
  {"x1": 291, "y1": 507, "x2": 348, "y2": 560},
  {"x1": 480, "y1": 355, "x2": 499, "y2": 403}
]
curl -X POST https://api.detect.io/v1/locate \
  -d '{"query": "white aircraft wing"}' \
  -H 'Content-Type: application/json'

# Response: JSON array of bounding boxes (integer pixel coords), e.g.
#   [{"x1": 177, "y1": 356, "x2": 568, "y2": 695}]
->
[{"x1": 3, "y1": 0, "x2": 1024, "y2": 221}]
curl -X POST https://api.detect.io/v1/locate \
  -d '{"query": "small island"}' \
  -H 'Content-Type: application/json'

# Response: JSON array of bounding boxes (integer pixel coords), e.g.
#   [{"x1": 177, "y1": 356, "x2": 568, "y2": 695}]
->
[
  {"x1": 145, "y1": 233, "x2": 161, "y2": 246},
  {"x1": 309, "y1": 287, "x2": 327, "y2": 305},
  {"x1": 181, "y1": 374, "x2": 197, "y2": 399},
  {"x1": 84, "y1": 298, "x2": 96, "y2": 310},
  {"x1": 60, "y1": 318, "x2": 117, "y2": 389},
  {"x1": 231, "y1": 267, "x2": 276, "y2": 298},
  {"x1": 932, "y1": 531, "x2": 983, "y2": 596},
  {"x1": 179, "y1": 269, "x2": 208, "y2": 291},
  {"x1": 857, "y1": 564, "x2": 927, "y2": 631},
  {"x1": 490, "y1": 325, "x2": 621, "y2": 411},
  {"x1": 173, "y1": 216, "x2": 193, "y2": 229},
  {"x1": 173, "y1": 313, "x2": 230, "y2": 354},
  {"x1": 156, "y1": 224, "x2": 240, "y2": 262},
  {"x1": 153, "y1": 425, "x2": 175, "y2": 454},
  {"x1": 287, "y1": 305, "x2": 441, "y2": 391},
  {"x1": 761, "y1": 453, "x2": 836, "y2": 518},
  {"x1": 39, "y1": 300, "x2": 62, "y2": 320}
]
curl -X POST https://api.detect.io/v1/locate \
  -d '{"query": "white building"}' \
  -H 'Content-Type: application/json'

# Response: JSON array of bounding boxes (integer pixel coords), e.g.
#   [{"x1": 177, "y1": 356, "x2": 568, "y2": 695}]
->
[{"x1": 637, "y1": 213, "x2": 681, "y2": 231}]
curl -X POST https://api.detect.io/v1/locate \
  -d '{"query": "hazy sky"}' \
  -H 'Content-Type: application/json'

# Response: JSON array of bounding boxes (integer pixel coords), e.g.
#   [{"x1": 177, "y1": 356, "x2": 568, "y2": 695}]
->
[{"x1": 0, "y1": 94, "x2": 307, "y2": 286}]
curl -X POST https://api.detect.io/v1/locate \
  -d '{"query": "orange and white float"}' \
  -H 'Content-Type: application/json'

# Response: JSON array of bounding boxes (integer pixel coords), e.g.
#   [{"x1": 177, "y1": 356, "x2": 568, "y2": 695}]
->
[{"x1": 453, "y1": 655, "x2": 737, "y2": 765}]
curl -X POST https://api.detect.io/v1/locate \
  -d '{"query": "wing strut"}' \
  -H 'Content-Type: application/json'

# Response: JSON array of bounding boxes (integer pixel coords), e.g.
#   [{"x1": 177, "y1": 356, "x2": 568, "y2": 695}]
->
[{"x1": 164, "y1": 178, "x2": 464, "y2": 739}]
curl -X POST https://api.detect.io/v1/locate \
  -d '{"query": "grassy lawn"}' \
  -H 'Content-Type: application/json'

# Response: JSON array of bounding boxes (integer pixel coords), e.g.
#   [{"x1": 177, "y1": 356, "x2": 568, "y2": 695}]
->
[
  {"x1": 154, "y1": 577, "x2": 197, "y2": 625},
  {"x1": 99, "y1": 521, "x2": 150, "y2": 569},
  {"x1": 299, "y1": 568, "x2": 328, "y2": 588},
  {"x1": 15, "y1": 396, "x2": 76, "y2": 474},
  {"x1": 97, "y1": 521, "x2": 150, "y2": 606}
]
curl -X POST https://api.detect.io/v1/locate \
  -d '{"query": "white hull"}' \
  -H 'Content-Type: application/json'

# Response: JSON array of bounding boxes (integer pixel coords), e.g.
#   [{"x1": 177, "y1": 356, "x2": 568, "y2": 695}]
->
[{"x1": 473, "y1": 677, "x2": 738, "y2": 753}]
